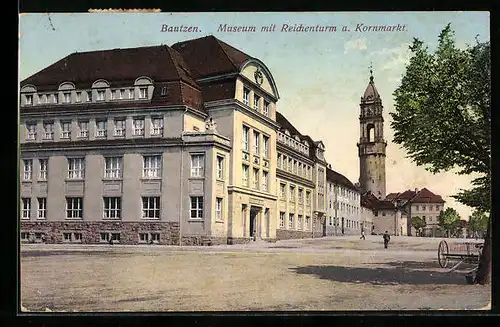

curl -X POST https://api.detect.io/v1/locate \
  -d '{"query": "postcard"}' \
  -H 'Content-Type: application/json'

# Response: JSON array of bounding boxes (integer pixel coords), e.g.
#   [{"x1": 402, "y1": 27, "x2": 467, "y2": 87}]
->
[{"x1": 19, "y1": 11, "x2": 491, "y2": 312}]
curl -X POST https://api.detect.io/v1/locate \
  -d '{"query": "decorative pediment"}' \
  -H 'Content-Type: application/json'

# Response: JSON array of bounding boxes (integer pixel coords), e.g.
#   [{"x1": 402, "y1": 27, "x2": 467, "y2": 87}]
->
[
  {"x1": 58, "y1": 82, "x2": 75, "y2": 91},
  {"x1": 134, "y1": 76, "x2": 153, "y2": 86},
  {"x1": 284, "y1": 130, "x2": 290, "y2": 136},
  {"x1": 20, "y1": 84, "x2": 36, "y2": 93},
  {"x1": 240, "y1": 59, "x2": 279, "y2": 99},
  {"x1": 92, "y1": 79, "x2": 110, "y2": 88}
]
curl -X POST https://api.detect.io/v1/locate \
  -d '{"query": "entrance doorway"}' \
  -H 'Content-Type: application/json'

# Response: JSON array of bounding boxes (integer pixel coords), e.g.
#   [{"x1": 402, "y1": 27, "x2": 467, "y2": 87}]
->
[{"x1": 249, "y1": 206, "x2": 261, "y2": 239}]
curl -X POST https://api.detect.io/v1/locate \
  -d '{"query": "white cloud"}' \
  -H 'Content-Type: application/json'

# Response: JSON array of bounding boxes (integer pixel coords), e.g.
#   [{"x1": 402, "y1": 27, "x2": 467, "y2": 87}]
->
[
  {"x1": 344, "y1": 38, "x2": 368, "y2": 54},
  {"x1": 370, "y1": 42, "x2": 412, "y2": 72}
]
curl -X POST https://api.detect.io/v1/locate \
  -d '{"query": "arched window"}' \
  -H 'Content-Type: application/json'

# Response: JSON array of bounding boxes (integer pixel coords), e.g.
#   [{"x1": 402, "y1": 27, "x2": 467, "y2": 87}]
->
[{"x1": 367, "y1": 124, "x2": 375, "y2": 142}]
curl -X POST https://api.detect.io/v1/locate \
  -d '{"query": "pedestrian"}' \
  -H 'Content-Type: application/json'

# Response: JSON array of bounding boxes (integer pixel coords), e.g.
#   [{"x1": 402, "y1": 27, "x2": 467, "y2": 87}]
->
[
  {"x1": 383, "y1": 231, "x2": 390, "y2": 249},
  {"x1": 360, "y1": 230, "x2": 365, "y2": 240},
  {"x1": 341, "y1": 228, "x2": 345, "y2": 236},
  {"x1": 41, "y1": 234, "x2": 46, "y2": 243}
]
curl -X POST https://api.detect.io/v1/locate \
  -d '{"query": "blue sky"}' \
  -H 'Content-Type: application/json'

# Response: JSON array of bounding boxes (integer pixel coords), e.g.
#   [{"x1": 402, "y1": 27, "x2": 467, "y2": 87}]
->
[{"x1": 19, "y1": 12, "x2": 490, "y2": 219}]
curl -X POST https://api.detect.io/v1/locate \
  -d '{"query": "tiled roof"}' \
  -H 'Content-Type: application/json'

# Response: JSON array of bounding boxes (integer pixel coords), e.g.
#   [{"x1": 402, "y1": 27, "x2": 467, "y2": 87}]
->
[
  {"x1": 21, "y1": 45, "x2": 199, "y2": 91},
  {"x1": 410, "y1": 187, "x2": 445, "y2": 204},
  {"x1": 276, "y1": 111, "x2": 305, "y2": 139},
  {"x1": 361, "y1": 191, "x2": 396, "y2": 210},
  {"x1": 172, "y1": 35, "x2": 253, "y2": 79},
  {"x1": 362, "y1": 78, "x2": 381, "y2": 101},
  {"x1": 326, "y1": 168, "x2": 358, "y2": 192}
]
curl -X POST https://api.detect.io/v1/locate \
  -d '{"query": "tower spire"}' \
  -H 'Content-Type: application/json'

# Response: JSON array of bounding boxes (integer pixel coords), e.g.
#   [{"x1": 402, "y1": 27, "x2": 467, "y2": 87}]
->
[{"x1": 369, "y1": 62, "x2": 374, "y2": 83}]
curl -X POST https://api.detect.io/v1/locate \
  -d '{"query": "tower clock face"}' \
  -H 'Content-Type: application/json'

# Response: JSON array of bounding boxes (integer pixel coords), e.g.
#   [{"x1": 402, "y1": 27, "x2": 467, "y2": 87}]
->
[{"x1": 254, "y1": 69, "x2": 264, "y2": 85}]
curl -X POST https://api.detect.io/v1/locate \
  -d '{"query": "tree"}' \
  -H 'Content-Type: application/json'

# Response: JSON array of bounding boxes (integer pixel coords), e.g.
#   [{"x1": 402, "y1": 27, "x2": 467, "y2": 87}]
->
[
  {"x1": 468, "y1": 210, "x2": 488, "y2": 237},
  {"x1": 390, "y1": 24, "x2": 491, "y2": 284},
  {"x1": 438, "y1": 208, "x2": 461, "y2": 236},
  {"x1": 411, "y1": 216, "x2": 426, "y2": 236}
]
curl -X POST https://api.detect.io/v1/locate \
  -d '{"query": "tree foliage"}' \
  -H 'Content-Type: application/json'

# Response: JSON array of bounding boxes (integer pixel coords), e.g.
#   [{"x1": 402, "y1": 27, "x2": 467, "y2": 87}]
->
[
  {"x1": 411, "y1": 216, "x2": 426, "y2": 235},
  {"x1": 438, "y1": 207, "x2": 461, "y2": 233},
  {"x1": 391, "y1": 24, "x2": 491, "y2": 214},
  {"x1": 468, "y1": 210, "x2": 488, "y2": 234}
]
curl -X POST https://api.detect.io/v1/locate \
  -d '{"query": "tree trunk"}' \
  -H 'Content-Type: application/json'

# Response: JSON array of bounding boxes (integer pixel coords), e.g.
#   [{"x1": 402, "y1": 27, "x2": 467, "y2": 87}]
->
[{"x1": 474, "y1": 215, "x2": 491, "y2": 285}]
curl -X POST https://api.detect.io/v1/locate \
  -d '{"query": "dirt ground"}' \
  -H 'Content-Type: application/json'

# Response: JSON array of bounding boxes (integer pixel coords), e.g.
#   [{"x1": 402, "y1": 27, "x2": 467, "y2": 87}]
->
[{"x1": 20, "y1": 236, "x2": 490, "y2": 312}]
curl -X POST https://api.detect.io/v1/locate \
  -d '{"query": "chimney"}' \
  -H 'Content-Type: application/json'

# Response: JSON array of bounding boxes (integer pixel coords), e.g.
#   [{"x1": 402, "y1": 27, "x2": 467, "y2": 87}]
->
[{"x1": 414, "y1": 188, "x2": 418, "y2": 193}]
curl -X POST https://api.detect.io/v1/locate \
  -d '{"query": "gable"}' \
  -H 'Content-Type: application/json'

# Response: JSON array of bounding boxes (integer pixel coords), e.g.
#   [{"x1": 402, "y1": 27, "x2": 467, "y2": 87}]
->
[{"x1": 240, "y1": 60, "x2": 278, "y2": 99}]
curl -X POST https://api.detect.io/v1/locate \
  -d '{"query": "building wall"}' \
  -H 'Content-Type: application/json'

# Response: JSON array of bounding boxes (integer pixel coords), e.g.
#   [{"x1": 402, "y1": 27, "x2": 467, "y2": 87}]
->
[
  {"x1": 325, "y1": 182, "x2": 361, "y2": 236},
  {"x1": 409, "y1": 202, "x2": 444, "y2": 236}
]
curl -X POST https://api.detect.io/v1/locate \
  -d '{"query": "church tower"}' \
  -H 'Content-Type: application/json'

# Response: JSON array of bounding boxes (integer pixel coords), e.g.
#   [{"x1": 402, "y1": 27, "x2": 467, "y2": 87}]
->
[{"x1": 357, "y1": 67, "x2": 387, "y2": 199}]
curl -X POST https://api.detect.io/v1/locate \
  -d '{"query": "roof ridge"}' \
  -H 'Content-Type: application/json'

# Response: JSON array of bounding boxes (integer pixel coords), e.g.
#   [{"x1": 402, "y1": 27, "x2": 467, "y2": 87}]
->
[{"x1": 214, "y1": 37, "x2": 238, "y2": 71}]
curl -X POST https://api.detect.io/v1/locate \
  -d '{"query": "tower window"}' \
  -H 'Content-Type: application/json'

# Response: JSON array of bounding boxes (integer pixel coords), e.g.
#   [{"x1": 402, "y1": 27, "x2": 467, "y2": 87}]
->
[{"x1": 367, "y1": 124, "x2": 375, "y2": 142}]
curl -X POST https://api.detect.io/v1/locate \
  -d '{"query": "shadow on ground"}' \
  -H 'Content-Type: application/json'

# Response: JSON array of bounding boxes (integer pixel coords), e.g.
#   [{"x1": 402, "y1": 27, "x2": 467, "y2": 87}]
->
[{"x1": 291, "y1": 261, "x2": 469, "y2": 285}]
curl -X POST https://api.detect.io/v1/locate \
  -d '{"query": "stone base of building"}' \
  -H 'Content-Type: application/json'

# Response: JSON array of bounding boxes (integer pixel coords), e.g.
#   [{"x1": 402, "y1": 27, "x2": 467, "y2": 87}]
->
[
  {"x1": 276, "y1": 229, "x2": 313, "y2": 240},
  {"x1": 20, "y1": 221, "x2": 181, "y2": 245}
]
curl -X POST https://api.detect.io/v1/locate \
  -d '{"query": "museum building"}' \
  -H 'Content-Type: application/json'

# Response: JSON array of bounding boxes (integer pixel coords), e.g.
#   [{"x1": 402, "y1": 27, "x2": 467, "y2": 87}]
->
[{"x1": 19, "y1": 35, "x2": 327, "y2": 245}]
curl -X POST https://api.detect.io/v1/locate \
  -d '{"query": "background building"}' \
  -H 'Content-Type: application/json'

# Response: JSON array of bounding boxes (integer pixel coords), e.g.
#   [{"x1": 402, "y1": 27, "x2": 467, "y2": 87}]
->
[{"x1": 326, "y1": 167, "x2": 361, "y2": 236}]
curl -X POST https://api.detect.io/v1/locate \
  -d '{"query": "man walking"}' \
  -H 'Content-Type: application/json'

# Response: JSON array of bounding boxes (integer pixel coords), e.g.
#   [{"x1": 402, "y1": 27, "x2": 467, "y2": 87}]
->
[
  {"x1": 383, "y1": 231, "x2": 390, "y2": 249},
  {"x1": 360, "y1": 230, "x2": 366, "y2": 240}
]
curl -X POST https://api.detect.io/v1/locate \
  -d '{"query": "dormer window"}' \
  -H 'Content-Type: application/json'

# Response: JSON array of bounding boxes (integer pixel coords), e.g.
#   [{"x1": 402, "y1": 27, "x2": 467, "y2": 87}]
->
[
  {"x1": 243, "y1": 87, "x2": 250, "y2": 105},
  {"x1": 40, "y1": 94, "x2": 46, "y2": 104},
  {"x1": 139, "y1": 87, "x2": 148, "y2": 99},
  {"x1": 119, "y1": 89, "x2": 125, "y2": 99},
  {"x1": 25, "y1": 94, "x2": 33, "y2": 105},
  {"x1": 129, "y1": 89, "x2": 135, "y2": 99},
  {"x1": 87, "y1": 91, "x2": 92, "y2": 102},
  {"x1": 63, "y1": 92, "x2": 71, "y2": 103},
  {"x1": 76, "y1": 92, "x2": 82, "y2": 102},
  {"x1": 97, "y1": 90, "x2": 105, "y2": 101},
  {"x1": 111, "y1": 90, "x2": 117, "y2": 100},
  {"x1": 53, "y1": 94, "x2": 59, "y2": 104},
  {"x1": 161, "y1": 86, "x2": 167, "y2": 96}
]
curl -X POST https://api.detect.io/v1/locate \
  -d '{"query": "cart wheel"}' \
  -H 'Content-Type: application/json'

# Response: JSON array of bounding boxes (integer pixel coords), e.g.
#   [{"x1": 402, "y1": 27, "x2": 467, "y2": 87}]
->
[{"x1": 438, "y1": 240, "x2": 449, "y2": 268}]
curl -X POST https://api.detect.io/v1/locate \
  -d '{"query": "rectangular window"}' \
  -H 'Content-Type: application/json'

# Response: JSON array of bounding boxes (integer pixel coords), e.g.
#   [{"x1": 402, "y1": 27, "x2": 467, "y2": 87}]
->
[
  {"x1": 26, "y1": 123, "x2": 37, "y2": 140},
  {"x1": 306, "y1": 216, "x2": 311, "y2": 229},
  {"x1": 95, "y1": 120, "x2": 107, "y2": 138},
  {"x1": 97, "y1": 90, "x2": 105, "y2": 101},
  {"x1": 289, "y1": 213, "x2": 294, "y2": 228},
  {"x1": 253, "y1": 94, "x2": 260, "y2": 110},
  {"x1": 76, "y1": 92, "x2": 82, "y2": 102},
  {"x1": 422, "y1": 206, "x2": 426, "y2": 211},
  {"x1": 66, "y1": 197, "x2": 83, "y2": 219},
  {"x1": 243, "y1": 87, "x2": 250, "y2": 105},
  {"x1": 53, "y1": 94, "x2": 59, "y2": 104},
  {"x1": 21, "y1": 232, "x2": 30, "y2": 241},
  {"x1": 103, "y1": 197, "x2": 121, "y2": 219},
  {"x1": 215, "y1": 197, "x2": 223, "y2": 221},
  {"x1": 141, "y1": 197, "x2": 161, "y2": 220},
  {"x1": 87, "y1": 91, "x2": 92, "y2": 102},
  {"x1": 68, "y1": 158, "x2": 85, "y2": 179},
  {"x1": 120, "y1": 89, "x2": 125, "y2": 99},
  {"x1": 114, "y1": 119, "x2": 125, "y2": 137},
  {"x1": 104, "y1": 157, "x2": 122, "y2": 179},
  {"x1": 190, "y1": 154, "x2": 205, "y2": 178},
  {"x1": 263, "y1": 135, "x2": 269, "y2": 158},
  {"x1": 139, "y1": 233, "x2": 160, "y2": 244},
  {"x1": 63, "y1": 92, "x2": 71, "y2": 103},
  {"x1": 78, "y1": 121, "x2": 89, "y2": 138},
  {"x1": 190, "y1": 196, "x2": 204, "y2": 219},
  {"x1": 263, "y1": 101, "x2": 270, "y2": 116},
  {"x1": 142, "y1": 155, "x2": 161, "y2": 178},
  {"x1": 253, "y1": 131, "x2": 260, "y2": 155},
  {"x1": 298, "y1": 188, "x2": 303, "y2": 204},
  {"x1": 43, "y1": 122, "x2": 54, "y2": 140},
  {"x1": 289, "y1": 186, "x2": 295, "y2": 202},
  {"x1": 133, "y1": 118, "x2": 145, "y2": 136},
  {"x1": 139, "y1": 87, "x2": 148, "y2": 99},
  {"x1": 280, "y1": 183, "x2": 286, "y2": 199},
  {"x1": 262, "y1": 171, "x2": 268, "y2": 191},
  {"x1": 252, "y1": 168, "x2": 259, "y2": 190},
  {"x1": 436, "y1": 205, "x2": 440, "y2": 211},
  {"x1": 279, "y1": 212, "x2": 285, "y2": 228},
  {"x1": 39, "y1": 159, "x2": 48, "y2": 180},
  {"x1": 60, "y1": 121, "x2": 71, "y2": 139},
  {"x1": 111, "y1": 90, "x2": 118, "y2": 100},
  {"x1": 329, "y1": 216, "x2": 333, "y2": 226},
  {"x1": 151, "y1": 117, "x2": 164, "y2": 136},
  {"x1": 242, "y1": 164, "x2": 249, "y2": 186},
  {"x1": 37, "y1": 198, "x2": 46, "y2": 219},
  {"x1": 242, "y1": 125, "x2": 250, "y2": 152},
  {"x1": 25, "y1": 94, "x2": 33, "y2": 105},
  {"x1": 306, "y1": 191, "x2": 311, "y2": 206},
  {"x1": 288, "y1": 158, "x2": 292, "y2": 172},
  {"x1": 21, "y1": 198, "x2": 31, "y2": 219},
  {"x1": 298, "y1": 215, "x2": 303, "y2": 230},
  {"x1": 277, "y1": 154, "x2": 281, "y2": 169},
  {"x1": 22, "y1": 159, "x2": 32, "y2": 181},
  {"x1": 216, "y1": 155, "x2": 224, "y2": 180},
  {"x1": 129, "y1": 89, "x2": 135, "y2": 99},
  {"x1": 293, "y1": 160, "x2": 297, "y2": 174}
]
